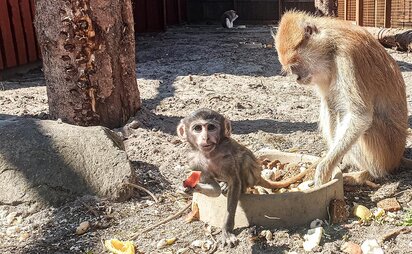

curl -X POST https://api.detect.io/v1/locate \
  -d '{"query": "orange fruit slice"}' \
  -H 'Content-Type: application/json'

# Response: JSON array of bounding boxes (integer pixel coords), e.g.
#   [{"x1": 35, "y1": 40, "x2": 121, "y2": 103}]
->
[{"x1": 104, "y1": 239, "x2": 135, "y2": 254}]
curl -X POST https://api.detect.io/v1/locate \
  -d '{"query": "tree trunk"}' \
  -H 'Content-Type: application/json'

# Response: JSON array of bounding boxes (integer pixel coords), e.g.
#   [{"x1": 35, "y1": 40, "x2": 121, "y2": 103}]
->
[
  {"x1": 314, "y1": 0, "x2": 338, "y2": 17},
  {"x1": 364, "y1": 27, "x2": 412, "y2": 52},
  {"x1": 34, "y1": 0, "x2": 140, "y2": 128}
]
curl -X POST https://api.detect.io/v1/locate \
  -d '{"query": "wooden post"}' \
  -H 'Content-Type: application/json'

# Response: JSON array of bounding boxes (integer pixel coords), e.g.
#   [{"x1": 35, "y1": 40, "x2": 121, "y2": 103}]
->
[
  {"x1": 356, "y1": 0, "x2": 363, "y2": 26},
  {"x1": 233, "y1": 0, "x2": 238, "y2": 10},
  {"x1": 384, "y1": 0, "x2": 392, "y2": 28}
]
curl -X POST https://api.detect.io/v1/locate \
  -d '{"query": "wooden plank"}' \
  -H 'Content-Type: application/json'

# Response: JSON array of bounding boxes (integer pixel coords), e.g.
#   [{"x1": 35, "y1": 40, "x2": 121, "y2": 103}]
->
[
  {"x1": 283, "y1": 0, "x2": 313, "y2": 3},
  {"x1": 20, "y1": 0, "x2": 37, "y2": 62},
  {"x1": 177, "y1": 0, "x2": 182, "y2": 23},
  {"x1": 162, "y1": 0, "x2": 167, "y2": 27},
  {"x1": 384, "y1": 0, "x2": 391, "y2": 28},
  {"x1": 0, "y1": 0, "x2": 17, "y2": 68},
  {"x1": 9, "y1": 0, "x2": 28, "y2": 65},
  {"x1": 356, "y1": 0, "x2": 364, "y2": 26},
  {"x1": 278, "y1": 0, "x2": 283, "y2": 19},
  {"x1": 344, "y1": 0, "x2": 347, "y2": 20},
  {"x1": 29, "y1": 0, "x2": 41, "y2": 59},
  {"x1": 374, "y1": 0, "x2": 377, "y2": 26},
  {"x1": 0, "y1": 44, "x2": 4, "y2": 70},
  {"x1": 30, "y1": 0, "x2": 34, "y2": 17}
]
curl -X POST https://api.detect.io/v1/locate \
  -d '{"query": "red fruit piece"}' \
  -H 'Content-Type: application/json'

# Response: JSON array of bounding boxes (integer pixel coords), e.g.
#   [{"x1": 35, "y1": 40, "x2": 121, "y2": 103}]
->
[{"x1": 183, "y1": 171, "x2": 202, "y2": 188}]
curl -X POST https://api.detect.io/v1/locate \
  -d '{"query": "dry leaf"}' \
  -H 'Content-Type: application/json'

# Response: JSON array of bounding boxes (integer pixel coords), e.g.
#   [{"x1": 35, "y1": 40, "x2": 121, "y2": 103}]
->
[{"x1": 186, "y1": 202, "x2": 200, "y2": 223}]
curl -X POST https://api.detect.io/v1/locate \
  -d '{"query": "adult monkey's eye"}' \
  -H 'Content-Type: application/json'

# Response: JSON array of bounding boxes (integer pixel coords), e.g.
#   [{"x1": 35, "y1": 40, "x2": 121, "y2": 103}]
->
[
  {"x1": 193, "y1": 125, "x2": 202, "y2": 132},
  {"x1": 207, "y1": 124, "x2": 217, "y2": 131}
]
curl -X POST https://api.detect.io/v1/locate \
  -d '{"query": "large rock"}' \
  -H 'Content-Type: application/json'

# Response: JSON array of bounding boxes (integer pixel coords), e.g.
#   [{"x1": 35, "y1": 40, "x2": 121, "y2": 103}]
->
[{"x1": 0, "y1": 117, "x2": 135, "y2": 207}]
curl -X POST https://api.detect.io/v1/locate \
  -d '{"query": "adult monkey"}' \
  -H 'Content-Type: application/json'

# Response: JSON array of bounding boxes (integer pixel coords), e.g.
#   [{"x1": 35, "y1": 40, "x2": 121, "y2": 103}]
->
[{"x1": 274, "y1": 11, "x2": 410, "y2": 186}]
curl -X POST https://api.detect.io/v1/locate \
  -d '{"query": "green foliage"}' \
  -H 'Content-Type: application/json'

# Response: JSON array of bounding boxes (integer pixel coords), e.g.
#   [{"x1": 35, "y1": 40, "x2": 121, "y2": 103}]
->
[{"x1": 401, "y1": 209, "x2": 412, "y2": 226}]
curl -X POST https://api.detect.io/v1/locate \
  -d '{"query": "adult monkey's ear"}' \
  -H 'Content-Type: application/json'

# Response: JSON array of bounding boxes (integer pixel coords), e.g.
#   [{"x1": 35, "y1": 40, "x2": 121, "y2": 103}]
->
[
  {"x1": 224, "y1": 118, "x2": 232, "y2": 138},
  {"x1": 177, "y1": 120, "x2": 187, "y2": 140}
]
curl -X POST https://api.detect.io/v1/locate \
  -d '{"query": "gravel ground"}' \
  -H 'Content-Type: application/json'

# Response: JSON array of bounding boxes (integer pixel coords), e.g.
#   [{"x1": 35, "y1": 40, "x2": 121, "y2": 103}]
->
[{"x1": 0, "y1": 25, "x2": 411, "y2": 254}]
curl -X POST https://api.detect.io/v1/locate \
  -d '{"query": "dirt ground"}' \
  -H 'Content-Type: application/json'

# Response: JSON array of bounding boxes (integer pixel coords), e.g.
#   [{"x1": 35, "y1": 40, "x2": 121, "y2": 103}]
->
[{"x1": 1, "y1": 25, "x2": 412, "y2": 254}]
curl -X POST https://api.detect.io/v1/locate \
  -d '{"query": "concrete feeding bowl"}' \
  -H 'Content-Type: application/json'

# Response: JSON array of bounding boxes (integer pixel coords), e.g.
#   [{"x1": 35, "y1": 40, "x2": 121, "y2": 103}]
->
[{"x1": 193, "y1": 149, "x2": 344, "y2": 229}]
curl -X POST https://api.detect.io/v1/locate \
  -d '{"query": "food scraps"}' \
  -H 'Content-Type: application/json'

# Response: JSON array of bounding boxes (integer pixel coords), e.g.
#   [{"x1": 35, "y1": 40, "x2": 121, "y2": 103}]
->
[{"x1": 183, "y1": 171, "x2": 201, "y2": 188}]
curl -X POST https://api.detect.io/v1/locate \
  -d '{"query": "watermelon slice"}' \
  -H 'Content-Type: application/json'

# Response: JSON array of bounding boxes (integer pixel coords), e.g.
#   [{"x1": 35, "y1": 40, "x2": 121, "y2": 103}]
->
[{"x1": 183, "y1": 171, "x2": 201, "y2": 188}]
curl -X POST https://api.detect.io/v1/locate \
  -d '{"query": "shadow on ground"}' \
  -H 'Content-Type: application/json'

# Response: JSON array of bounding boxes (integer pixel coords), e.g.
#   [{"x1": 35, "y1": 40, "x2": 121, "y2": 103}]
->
[{"x1": 136, "y1": 26, "x2": 279, "y2": 110}]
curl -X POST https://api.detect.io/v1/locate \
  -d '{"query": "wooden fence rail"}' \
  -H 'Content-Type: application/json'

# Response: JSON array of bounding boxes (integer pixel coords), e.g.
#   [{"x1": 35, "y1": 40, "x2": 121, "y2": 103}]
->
[{"x1": 338, "y1": 0, "x2": 412, "y2": 28}]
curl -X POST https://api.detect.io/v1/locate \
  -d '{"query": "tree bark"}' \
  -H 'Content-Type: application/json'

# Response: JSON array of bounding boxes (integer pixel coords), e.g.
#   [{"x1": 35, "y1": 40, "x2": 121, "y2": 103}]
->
[
  {"x1": 364, "y1": 27, "x2": 412, "y2": 52},
  {"x1": 34, "y1": 0, "x2": 140, "y2": 128},
  {"x1": 314, "y1": 0, "x2": 338, "y2": 17}
]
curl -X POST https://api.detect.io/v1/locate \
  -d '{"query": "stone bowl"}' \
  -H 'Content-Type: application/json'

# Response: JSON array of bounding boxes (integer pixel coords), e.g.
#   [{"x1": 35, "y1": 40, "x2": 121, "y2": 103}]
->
[{"x1": 193, "y1": 149, "x2": 344, "y2": 229}]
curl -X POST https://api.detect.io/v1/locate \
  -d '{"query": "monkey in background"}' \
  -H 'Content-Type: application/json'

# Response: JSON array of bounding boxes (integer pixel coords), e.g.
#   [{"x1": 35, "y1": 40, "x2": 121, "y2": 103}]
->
[
  {"x1": 221, "y1": 10, "x2": 238, "y2": 29},
  {"x1": 274, "y1": 11, "x2": 409, "y2": 187},
  {"x1": 177, "y1": 108, "x2": 309, "y2": 247}
]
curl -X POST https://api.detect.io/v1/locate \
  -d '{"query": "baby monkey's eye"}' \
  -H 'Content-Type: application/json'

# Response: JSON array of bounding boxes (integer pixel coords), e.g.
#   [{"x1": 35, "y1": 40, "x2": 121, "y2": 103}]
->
[
  {"x1": 193, "y1": 125, "x2": 202, "y2": 132},
  {"x1": 207, "y1": 124, "x2": 217, "y2": 131}
]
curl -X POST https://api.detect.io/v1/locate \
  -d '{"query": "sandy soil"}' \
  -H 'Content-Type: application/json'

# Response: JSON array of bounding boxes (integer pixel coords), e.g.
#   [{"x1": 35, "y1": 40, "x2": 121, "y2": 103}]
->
[{"x1": 0, "y1": 25, "x2": 412, "y2": 254}]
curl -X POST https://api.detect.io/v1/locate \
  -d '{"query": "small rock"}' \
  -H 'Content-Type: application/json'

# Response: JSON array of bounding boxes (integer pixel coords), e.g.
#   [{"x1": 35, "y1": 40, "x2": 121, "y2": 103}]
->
[
  {"x1": 156, "y1": 239, "x2": 168, "y2": 249},
  {"x1": 201, "y1": 240, "x2": 214, "y2": 251},
  {"x1": 191, "y1": 240, "x2": 204, "y2": 248},
  {"x1": 235, "y1": 102, "x2": 246, "y2": 109},
  {"x1": 377, "y1": 198, "x2": 401, "y2": 212},
  {"x1": 261, "y1": 169, "x2": 274, "y2": 180},
  {"x1": 370, "y1": 182, "x2": 399, "y2": 202},
  {"x1": 310, "y1": 219, "x2": 323, "y2": 229},
  {"x1": 0, "y1": 209, "x2": 7, "y2": 220},
  {"x1": 128, "y1": 120, "x2": 140, "y2": 129},
  {"x1": 177, "y1": 248, "x2": 190, "y2": 254},
  {"x1": 19, "y1": 232, "x2": 30, "y2": 242},
  {"x1": 303, "y1": 227, "x2": 323, "y2": 251},
  {"x1": 330, "y1": 199, "x2": 349, "y2": 223},
  {"x1": 260, "y1": 230, "x2": 273, "y2": 241},
  {"x1": 6, "y1": 212, "x2": 18, "y2": 225},
  {"x1": 361, "y1": 239, "x2": 384, "y2": 254},
  {"x1": 75, "y1": 221, "x2": 90, "y2": 235},
  {"x1": 171, "y1": 139, "x2": 182, "y2": 145},
  {"x1": 6, "y1": 226, "x2": 20, "y2": 236},
  {"x1": 14, "y1": 216, "x2": 23, "y2": 225},
  {"x1": 341, "y1": 241, "x2": 362, "y2": 254},
  {"x1": 156, "y1": 238, "x2": 176, "y2": 249},
  {"x1": 298, "y1": 180, "x2": 314, "y2": 191},
  {"x1": 265, "y1": 231, "x2": 273, "y2": 241}
]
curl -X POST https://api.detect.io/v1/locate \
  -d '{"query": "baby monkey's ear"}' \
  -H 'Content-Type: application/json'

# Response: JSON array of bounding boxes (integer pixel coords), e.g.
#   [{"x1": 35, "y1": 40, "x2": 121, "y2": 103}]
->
[{"x1": 177, "y1": 120, "x2": 187, "y2": 140}]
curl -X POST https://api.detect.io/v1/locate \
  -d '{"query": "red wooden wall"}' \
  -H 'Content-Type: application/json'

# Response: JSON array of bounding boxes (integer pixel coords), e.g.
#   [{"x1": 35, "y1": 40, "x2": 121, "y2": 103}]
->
[
  {"x1": 133, "y1": 0, "x2": 187, "y2": 33},
  {"x1": 0, "y1": 0, "x2": 40, "y2": 70},
  {"x1": 0, "y1": 0, "x2": 187, "y2": 70}
]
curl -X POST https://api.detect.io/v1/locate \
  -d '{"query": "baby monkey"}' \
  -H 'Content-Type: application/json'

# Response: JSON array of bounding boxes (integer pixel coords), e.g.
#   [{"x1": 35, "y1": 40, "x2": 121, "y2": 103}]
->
[
  {"x1": 221, "y1": 10, "x2": 238, "y2": 29},
  {"x1": 177, "y1": 108, "x2": 308, "y2": 247}
]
